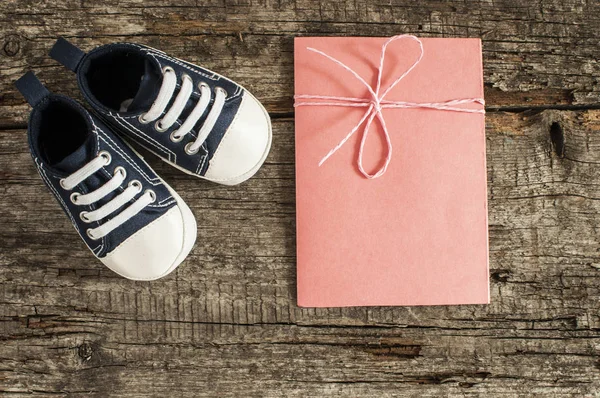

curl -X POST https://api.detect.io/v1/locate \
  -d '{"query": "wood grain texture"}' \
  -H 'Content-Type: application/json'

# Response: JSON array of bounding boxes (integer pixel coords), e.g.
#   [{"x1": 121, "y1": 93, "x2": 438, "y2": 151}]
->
[
  {"x1": 2, "y1": 0, "x2": 600, "y2": 125},
  {"x1": 1, "y1": 0, "x2": 600, "y2": 396}
]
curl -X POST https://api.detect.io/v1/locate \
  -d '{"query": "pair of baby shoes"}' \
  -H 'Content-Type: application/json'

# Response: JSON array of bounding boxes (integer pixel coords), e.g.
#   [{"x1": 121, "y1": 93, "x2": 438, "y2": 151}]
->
[{"x1": 16, "y1": 38, "x2": 272, "y2": 281}]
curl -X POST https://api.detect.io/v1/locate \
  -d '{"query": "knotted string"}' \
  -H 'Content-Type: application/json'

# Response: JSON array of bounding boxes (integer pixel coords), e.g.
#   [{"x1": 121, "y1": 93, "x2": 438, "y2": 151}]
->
[{"x1": 294, "y1": 35, "x2": 485, "y2": 179}]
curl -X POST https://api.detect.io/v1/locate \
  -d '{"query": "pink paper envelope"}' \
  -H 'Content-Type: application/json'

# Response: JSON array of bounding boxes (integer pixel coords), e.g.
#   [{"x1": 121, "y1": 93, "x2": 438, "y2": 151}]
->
[{"x1": 294, "y1": 36, "x2": 489, "y2": 307}]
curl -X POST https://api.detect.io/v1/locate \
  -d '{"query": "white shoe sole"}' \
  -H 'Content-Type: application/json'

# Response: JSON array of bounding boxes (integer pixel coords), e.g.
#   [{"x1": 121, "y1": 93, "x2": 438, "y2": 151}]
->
[
  {"x1": 154, "y1": 180, "x2": 197, "y2": 279},
  {"x1": 100, "y1": 149, "x2": 197, "y2": 281}
]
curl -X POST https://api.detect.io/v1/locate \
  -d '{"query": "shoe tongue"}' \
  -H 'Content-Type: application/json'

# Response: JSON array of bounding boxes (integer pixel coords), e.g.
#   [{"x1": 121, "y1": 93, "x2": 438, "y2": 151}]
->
[
  {"x1": 122, "y1": 58, "x2": 162, "y2": 113},
  {"x1": 51, "y1": 135, "x2": 95, "y2": 173}
]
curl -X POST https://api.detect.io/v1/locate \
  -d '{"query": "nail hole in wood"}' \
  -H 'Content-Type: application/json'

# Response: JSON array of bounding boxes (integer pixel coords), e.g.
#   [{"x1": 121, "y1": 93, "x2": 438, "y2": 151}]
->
[
  {"x1": 491, "y1": 270, "x2": 511, "y2": 283},
  {"x1": 550, "y1": 121, "x2": 565, "y2": 158},
  {"x1": 3, "y1": 39, "x2": 19, "y2": 57},
  {"x1": 78, "y1": 342, "x2": 94, "y2": 361}
]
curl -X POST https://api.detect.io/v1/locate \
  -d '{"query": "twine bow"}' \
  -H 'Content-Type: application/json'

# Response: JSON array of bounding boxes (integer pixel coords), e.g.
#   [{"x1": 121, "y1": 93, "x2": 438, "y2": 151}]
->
[{"x1": 294, "y1": 35, "x2": 485, "y2": 179}]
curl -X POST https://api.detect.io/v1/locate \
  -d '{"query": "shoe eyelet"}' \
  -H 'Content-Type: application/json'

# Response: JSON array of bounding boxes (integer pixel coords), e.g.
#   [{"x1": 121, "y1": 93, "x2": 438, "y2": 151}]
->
[
  {"x1": 138, "y1": 113, "x2": 150, "y2": 124},
  {"x1": 198, "y1": 82, "x2": 210, "y2": 91},
  {"x1": 154, "y1": 119, "x2": 168, "y2": 132},
  {"x1": 114, "y1": 166, "x2": 126, "y2": 178},
  {"x1": 70, "y1": 192, "x2": 81, "y2": 204},
  {"x1": 182, "y1": 73, "x2": 193, "y2": 83},
  {"x1": 99, "y1": 151, "x2": 112, "y2": 165},
  {"x1": 80, "y1": 212, "x2": 91, "y2": 223},
  {"x1": 128, "y1": 179, "x2": 142, "y2": 191},
  {"x1": 162, "y1": 66, "x2": 175, "y2": 75},
  {"x1": 86, "y1": 228, "x2": 99, "y2": 240},
  {"x1": 215, "y1": 86, "x2": 227, "y2": 98},
  {"x1": 145, "y1": 189, "x2": 156, "y2": 203},
  {"x1": 170, "y1": 130, "x2": 184, "y2": 143},
  {"x1": 184, "y1": 142, "x2": 199, "y2": 155},
  {"x1": 59, "y1": 179, "x2": 70, "y2": 190}
]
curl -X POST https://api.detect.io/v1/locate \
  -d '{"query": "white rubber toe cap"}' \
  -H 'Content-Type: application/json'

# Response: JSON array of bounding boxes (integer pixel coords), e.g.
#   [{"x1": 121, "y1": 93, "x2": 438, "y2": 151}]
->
[
  {"x1": 203, "y1": 91, "x2": 272, "y2": 185},
  {"x1": 100, "y1": 204, "x2": 194, "y2": 281}
]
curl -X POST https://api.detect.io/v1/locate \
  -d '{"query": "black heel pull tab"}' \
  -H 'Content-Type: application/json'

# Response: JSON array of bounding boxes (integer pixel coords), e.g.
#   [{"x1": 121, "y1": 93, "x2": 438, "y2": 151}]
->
[
  {"x1": 14, "y1": 72, "x2": 50, "y2": 107},
  {"x1": 49, "y1": 37, "x2": 85, "y2": 72}
]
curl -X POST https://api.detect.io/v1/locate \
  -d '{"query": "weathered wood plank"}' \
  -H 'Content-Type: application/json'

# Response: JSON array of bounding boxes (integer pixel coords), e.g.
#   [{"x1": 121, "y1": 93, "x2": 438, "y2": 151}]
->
[
  {"x1": 2, "y1": 0, "x2": 600, "y2": 125},
  {"x1": 2, "y1": 0, "x2": 600, "y2": 395},
  {"x1": 0, "y1": 321, "x2": 598, "y2": 396},
  {"x1": 1, "y1": 112, "x2": 600, "y2": 395}
]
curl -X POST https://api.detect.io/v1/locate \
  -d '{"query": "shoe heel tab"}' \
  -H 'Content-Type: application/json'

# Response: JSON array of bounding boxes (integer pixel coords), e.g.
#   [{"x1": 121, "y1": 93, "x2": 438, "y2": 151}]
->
[
  {"x1": 49, "y1": 37, "x2": 85, "y2": 72},
  {"x1": 14, "y1": 72, "x2": 50, "y2": 107}
]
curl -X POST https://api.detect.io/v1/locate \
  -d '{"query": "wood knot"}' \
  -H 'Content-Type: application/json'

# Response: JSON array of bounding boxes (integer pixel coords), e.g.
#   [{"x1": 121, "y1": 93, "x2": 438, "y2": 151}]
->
[
  {"x1": 549, "y1": 121, "x2": 565, "y2": 158},
  {"x1": 3, "y1": 36, "x2": 20, "y2": 57},
  {"x1": 78, "y1": 342, "x2": 94, "y2": 361}
]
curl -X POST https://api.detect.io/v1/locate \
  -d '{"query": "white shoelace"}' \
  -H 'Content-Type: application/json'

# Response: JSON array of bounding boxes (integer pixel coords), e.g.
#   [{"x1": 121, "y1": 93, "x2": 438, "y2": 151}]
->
[
  {"x1": 138, "y1": 66, "x2": 227, "y2": 155},
  {"x1": 59, "y1": 151, "x2": 156, "y2": 240}
]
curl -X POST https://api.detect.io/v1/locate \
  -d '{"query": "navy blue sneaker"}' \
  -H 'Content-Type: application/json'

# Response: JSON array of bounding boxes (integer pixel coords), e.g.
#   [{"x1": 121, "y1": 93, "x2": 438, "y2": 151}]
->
[
  {"x1": 49, "y1": 38, "x2": 272, "y2": 186},
  {"x1": 15, "y1": 72, "x2": 197, "y2": 280}
]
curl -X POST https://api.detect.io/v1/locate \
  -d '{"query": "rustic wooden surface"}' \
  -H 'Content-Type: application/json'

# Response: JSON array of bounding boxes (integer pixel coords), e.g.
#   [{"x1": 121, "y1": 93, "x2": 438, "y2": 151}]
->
[{"x1": 1, "y1": 1, "x2": 600, "y2": 396}]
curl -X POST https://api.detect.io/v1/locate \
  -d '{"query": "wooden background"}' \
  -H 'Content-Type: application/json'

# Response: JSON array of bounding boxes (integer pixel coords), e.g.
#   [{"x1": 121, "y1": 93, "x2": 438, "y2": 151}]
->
[{"x1": 1, "y1": 0, "x2": 600, "y2": 396}]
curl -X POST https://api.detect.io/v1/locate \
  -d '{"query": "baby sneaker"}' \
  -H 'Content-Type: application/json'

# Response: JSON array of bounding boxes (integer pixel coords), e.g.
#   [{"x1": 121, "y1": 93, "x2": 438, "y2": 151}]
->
[
  {"x1": 49, "y1": 38, "x2": 272, "y2": 186},
  {"x1": 15, "y1": 72, "x2": 197, "y2": 281}
]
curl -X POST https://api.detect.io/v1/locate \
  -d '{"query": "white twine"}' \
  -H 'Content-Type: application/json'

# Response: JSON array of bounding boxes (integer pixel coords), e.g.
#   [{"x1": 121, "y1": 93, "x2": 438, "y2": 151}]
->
[{"x1": 294, "y1": 35, "x2": 485, "y2": 179}]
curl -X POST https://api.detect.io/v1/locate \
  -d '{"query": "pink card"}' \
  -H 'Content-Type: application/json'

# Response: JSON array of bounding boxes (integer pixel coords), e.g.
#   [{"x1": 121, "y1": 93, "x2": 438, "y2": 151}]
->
[{"x1": 294, "y1": 36, "x2": 489, "y2": 307}]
